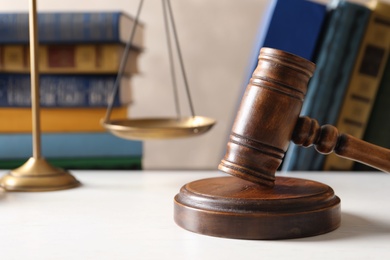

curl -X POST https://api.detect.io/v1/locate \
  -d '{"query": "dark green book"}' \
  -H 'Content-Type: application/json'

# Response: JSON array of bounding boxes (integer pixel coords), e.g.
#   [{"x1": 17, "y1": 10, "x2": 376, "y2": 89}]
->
[{"x1": 0, "y1": 156, "x2": 142, "y2": 170}]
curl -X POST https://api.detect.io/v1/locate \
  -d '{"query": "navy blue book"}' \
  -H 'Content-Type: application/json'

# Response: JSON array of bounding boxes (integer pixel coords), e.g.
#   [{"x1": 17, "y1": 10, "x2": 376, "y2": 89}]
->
[
  {"x1": 241, "y1": 0, "x2": 328, "y2": 96},
  {"x1": 0, "y1": 74, "x2": 131, "y2": 107},
  {"x1": 262, "y1": 0, "x2": 328, "y2": 60},
  {"x1": 282, "y1": 0, "x2": 372, "y2": 171},
  {"x1": 229, "y1": 0, "x2": 328, "y2": 168},
  {"x1": 0, "y1": 11, "x2": 144, "y2": 49}
]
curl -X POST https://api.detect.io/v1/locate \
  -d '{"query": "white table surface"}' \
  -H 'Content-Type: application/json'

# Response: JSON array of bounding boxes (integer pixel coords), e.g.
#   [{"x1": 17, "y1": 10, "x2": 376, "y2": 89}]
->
[{"x1": 0, "y1": 170, "x2": 389, "y2": 260}]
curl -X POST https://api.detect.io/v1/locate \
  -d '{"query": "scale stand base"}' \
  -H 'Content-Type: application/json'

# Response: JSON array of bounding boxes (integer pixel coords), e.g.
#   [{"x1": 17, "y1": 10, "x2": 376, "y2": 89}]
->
[
  {"x1": 0, "y1": 157, "x2": 80, "y2": 192},
  {"x1": 174, "y1": 176, "x2": 341, "y2": 240}
]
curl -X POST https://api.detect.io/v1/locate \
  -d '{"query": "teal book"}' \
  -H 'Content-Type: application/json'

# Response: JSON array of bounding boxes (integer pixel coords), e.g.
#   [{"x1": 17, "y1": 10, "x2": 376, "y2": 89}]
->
[
  {"x1": 0, "y1": 74, "x2": 131, "y2": 107},
  {"x1": 0, "y1": 133, "x2": 142, "y2": 159},
  {"x1": 354, "y1": 57, "x2": 390, "y2": 171},
  {"x1": 282, "y1": 0, "x2": 372, "y2": 171},
  {"x1": 0, "y1": 11, "x2": 144, "y2": 49}
]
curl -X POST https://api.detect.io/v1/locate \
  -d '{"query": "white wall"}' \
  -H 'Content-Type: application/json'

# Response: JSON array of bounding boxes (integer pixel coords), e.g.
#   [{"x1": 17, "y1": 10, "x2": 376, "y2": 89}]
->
[{"x1": 0, "y1": 0, "x2": 268, "y2": 170}]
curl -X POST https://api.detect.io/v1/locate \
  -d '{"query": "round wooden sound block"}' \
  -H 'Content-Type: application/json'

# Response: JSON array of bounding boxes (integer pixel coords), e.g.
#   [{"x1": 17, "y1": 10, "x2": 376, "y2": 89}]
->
[{"x1": 174, "y1": 176, "x2": 341, "y2": 240}]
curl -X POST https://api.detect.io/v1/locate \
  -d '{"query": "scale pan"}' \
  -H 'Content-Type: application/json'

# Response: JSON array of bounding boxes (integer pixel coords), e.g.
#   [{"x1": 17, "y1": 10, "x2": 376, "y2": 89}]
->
[{"x1": 101, "y1": 116, "x2": 216, "y2": 140}]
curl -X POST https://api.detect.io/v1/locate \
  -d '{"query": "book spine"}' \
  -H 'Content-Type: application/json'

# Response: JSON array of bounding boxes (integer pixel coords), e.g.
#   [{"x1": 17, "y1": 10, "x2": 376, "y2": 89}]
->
[
  {"x1": 0, "y1": 133, "x2": 142, "y2": 159},
  {"x1": 354, "y1": 57, "x2": 390, "y2": 171},
  {"x1": 0, "y1": 107, "x2": 128, "y2": 133},
  {"x1": 0, "y1": 74, "x2": 131, "y2": 107},
  {"x1": 323, "y1": 1, "x2": 390, "y2": 171},
  {"x1": 0, "y1": 12, "x2": 143, "y2": 48},
  {"x1": 240, "y1": 0, "x2": 327, "y2": 99},
  {"x1": 231, "y1": 0, "x2": 328, "y2": 172},
  {"x1": 0, "y1": 157, "x2": 142, "y2": 170},
  {"x1": 262, "y1": 0, "x2": 327, "y2": 61},
  {"x1": 283, "y1": 1, "x2": 371, "y2": 171},
  {"x1": 0, "y1": 44, "x2": 140, "y2": 75}
]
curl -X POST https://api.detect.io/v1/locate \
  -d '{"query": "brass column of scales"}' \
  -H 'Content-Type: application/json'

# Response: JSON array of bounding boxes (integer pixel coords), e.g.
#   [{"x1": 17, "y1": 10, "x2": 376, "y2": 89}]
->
[{"x1": 0, "y1": 0, "x2": 215, "y2": 191}]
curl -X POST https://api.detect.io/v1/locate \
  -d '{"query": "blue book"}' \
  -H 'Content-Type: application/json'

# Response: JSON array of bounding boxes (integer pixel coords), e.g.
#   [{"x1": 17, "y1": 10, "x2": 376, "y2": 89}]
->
[
  {"x1": 0, "y1": 74, "x2": 131, "y2": 107},
  {"x1": 241, "y1": 0, "x2": 328, "y2": 94},
  {"x1": 0, "y1": 132, "x2": 142, "y2": 159},
  {"x1": 0, "y1": 11, "x2": 144, "y2": 48},
  {"x1": 262, "y1": 0, "x2": 328, "y2": 60},
  {"x1": 230, "y1": 0, "x2": 328, "y2": 169},
  {"x1": 283, "y1": 0, "x2": 372, "y2": 171}
]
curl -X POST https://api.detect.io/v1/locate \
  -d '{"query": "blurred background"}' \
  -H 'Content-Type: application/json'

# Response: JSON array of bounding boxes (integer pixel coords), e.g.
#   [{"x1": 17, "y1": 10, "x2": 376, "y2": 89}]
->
[
  {"x1": 1, "y1": 0, "x2": 383, "y2": 171},
  {"x1": 0, "y1": 0, "x2": 269, "y2": 170}
]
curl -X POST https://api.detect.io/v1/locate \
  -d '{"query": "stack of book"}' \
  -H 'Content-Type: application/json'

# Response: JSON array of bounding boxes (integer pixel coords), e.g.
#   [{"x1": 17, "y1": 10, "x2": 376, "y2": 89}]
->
[
  {"x1": 239, "y1": 0, "x2": 390, "y2": 171},
  {"x1": 0, "y1": 11, "x2": 145, "y2": 170}
]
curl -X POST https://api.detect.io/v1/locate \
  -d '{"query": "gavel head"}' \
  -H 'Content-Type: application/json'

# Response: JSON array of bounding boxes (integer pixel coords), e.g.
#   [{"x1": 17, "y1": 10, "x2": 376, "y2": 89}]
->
[{"x1": 218, "y1": 47, "x2": 315, "y2": 187}]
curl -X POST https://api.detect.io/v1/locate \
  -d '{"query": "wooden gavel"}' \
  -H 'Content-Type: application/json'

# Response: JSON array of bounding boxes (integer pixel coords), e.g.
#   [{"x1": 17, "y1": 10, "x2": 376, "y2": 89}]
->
[{"x1": 219, "y1": 47, "x2": 390, "y2": 188}]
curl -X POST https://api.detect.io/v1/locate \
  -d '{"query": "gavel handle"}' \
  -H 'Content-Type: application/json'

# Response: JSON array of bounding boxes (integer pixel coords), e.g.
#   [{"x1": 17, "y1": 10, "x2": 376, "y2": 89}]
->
[{"x1": 292, "y1": 116, "x2": 390, "y2": 172}]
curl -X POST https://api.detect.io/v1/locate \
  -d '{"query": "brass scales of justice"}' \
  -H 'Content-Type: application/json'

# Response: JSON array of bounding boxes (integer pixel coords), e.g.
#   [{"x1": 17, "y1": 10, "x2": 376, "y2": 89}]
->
[{"x1": 0, "y1": 0, "x2": 216, "y2": 191}]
